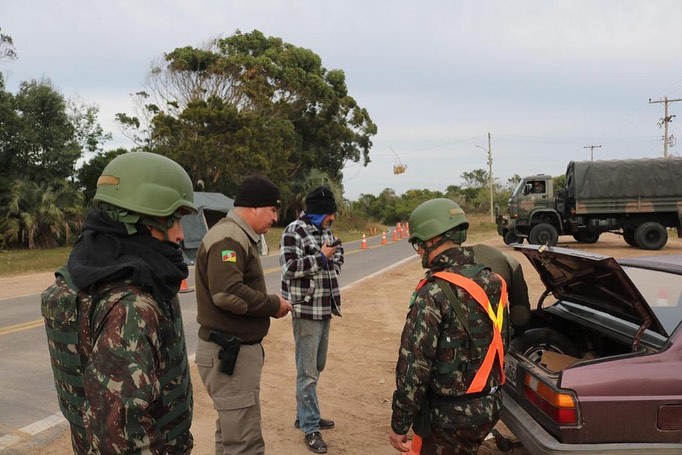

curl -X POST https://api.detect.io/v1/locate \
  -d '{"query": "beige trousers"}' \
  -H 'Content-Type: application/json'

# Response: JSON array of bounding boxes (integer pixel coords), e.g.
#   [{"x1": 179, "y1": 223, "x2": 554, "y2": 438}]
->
[{"x1": 195, "y1": 338, "x2": 264, "y2": 455}]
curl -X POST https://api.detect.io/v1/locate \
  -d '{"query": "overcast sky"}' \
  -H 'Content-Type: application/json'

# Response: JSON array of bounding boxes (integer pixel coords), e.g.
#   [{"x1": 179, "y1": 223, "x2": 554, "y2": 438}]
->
[{"x1": 3, "y1": 1, "x2": 682, "y2": 200}]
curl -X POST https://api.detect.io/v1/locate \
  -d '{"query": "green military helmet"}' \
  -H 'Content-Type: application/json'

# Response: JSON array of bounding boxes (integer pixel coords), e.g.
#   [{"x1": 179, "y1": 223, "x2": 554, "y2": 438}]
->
[
  {"x1": 408, "y1": 198, "x2": 469, "y2": 244},
  {"x1": 94, "y1": 152, "x2": 197, "y2": 217}
]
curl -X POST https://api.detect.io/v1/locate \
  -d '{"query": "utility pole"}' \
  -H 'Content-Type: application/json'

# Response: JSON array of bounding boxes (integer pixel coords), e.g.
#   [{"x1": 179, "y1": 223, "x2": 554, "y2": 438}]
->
[
  {"x1": 475, "y1": 133, "x2": 494, "y2": 222},
  {"x1": 487, "y1": 132, "x2": 493, "y2": 223},
  {"x1": 583, "y1": 144, "x2": 602, "y2": 161},
  {"x1": 649, "y1": 96, "x2": 682, "y2": 158}
]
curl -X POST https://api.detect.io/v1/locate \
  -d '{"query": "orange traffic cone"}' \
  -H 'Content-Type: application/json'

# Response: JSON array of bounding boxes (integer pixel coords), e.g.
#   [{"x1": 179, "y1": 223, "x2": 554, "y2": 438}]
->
[
  {"x1": 179, "y1": 278, "x2": 193, "y2": 293},
  {"x1": 361, "y1": 233, "x2": 368, "y2": 249},
  {"x1": 405, "y1": 224, "x2": 410, "y2": 236},
  {"x1": 392, "y1": 230, "x2": 398, "y2": 242},
  {"x1": 407, "y1": 435, "x2": 422, "y2": 454},
  {"x1": 657, "y1": 289, "x2": 671, "y2": 306},
  {"x1": 381, "y1": 231, "x2": 387, "y2": 245}
]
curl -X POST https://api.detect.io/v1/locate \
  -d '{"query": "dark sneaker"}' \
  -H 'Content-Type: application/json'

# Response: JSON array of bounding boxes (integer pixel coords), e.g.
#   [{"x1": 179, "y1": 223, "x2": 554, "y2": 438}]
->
[
  {"x1": 295, "y1": 418, "x2": 335, "y2": 430},
  {"x1": 305, "y1": 431, "x2": 327, "y2": 453}
]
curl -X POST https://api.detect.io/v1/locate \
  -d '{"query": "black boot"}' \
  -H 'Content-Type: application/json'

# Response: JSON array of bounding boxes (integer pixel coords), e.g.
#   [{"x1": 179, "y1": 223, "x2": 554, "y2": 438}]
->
[{"x1": 304, "y1": 431, "x2": 328, "y2": 454}]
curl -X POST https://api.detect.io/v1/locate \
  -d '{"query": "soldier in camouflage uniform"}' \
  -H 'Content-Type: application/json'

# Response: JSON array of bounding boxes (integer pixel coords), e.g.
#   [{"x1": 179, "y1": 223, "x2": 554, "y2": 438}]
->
[
  {"x1": 389, "y1": 198, "x2": 509, "y2": 454},
  {"x1": 41, "y1": 152, "x2": 196, "y2": 454}
]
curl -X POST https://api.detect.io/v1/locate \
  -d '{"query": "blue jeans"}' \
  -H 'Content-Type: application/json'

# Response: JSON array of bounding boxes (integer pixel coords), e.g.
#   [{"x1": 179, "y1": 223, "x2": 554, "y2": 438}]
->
[{"x1": 292, "y1": 317, "x2": 330, "y2": 435}]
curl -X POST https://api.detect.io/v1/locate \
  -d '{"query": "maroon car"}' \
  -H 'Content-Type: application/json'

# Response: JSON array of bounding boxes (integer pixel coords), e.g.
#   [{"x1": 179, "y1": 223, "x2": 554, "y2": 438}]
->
[{"x1": 501, "y1": 245, "x2": 682, "y2": 454}]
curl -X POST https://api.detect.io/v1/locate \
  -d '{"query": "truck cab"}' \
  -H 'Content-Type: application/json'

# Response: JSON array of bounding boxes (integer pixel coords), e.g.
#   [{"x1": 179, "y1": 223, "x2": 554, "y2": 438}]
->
[{"x1": 497, "y1": 175, "x2": 563, "y2": 245}]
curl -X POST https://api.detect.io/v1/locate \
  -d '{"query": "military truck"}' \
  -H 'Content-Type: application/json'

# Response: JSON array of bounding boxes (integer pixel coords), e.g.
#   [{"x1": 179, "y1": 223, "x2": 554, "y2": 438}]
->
[{"x1": 495, "y1": 158, "x2": 682, "y2": 250}]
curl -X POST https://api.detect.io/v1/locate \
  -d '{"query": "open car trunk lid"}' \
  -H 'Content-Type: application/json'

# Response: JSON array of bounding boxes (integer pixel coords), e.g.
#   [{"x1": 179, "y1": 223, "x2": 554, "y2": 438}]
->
[{"x1": 514, "y1": 244, "x2": 668, "y2": 339}]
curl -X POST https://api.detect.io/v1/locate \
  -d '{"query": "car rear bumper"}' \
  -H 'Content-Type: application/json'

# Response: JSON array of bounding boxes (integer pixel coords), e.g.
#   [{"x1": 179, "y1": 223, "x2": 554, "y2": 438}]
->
[{"x1": 501, "y1": 390, "x2": 682, "y2": 455}]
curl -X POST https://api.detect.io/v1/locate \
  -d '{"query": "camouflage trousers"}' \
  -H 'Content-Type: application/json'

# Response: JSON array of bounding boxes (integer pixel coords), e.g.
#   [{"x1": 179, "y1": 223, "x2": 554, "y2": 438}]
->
[
  {"x1": 420, "y1": 418, "x2": 497, "y2": 454},
  {"x1": 421, "y1": 392, "x2": 501, "y2": 454}
]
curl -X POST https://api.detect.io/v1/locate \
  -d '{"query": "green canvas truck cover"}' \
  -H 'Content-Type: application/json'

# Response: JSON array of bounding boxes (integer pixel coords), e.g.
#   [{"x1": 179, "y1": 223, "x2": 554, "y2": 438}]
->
[{"x1": 567, "y1": 158, "x2": 682, "y2": 199}]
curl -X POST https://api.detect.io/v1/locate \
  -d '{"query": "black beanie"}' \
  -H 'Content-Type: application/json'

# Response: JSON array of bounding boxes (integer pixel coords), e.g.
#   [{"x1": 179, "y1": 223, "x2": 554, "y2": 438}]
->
[
  {"x1": 305, "y1": 186, "x2": 337, "y2": 214},
  {"x1": 234, "y1": 175, "x2": 281, "y2": 208}
]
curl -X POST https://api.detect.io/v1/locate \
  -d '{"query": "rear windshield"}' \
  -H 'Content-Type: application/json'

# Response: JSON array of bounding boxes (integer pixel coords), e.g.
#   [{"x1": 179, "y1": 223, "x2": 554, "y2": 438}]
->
[{"x1": 622, "y1": 266, "x2": 682, "y2": 336}]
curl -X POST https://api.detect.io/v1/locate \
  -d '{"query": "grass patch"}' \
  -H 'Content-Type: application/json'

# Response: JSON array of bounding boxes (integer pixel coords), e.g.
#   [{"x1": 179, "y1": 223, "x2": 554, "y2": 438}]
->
[
  {"x1": 0, "y1": 246, "x2": 71, "y2": 277},
  {"x1": 0, "y1": 214, "x2": 498, "y2": 277}
]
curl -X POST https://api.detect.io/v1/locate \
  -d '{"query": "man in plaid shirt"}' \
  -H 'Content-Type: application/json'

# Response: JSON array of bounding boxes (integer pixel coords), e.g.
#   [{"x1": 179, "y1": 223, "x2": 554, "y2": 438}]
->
[{"x1": 279, "y1": 186, "x2": 344, "y2": 454}]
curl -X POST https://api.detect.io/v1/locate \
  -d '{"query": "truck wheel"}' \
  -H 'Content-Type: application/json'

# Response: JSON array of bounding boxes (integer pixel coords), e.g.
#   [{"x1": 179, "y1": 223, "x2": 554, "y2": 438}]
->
[
  {"x1": 634, "y1": 222, "x2": 668, "y2": 250},
  {"x1": 528, "y1": 223, "x2": 558, "y2": 246},
  {"x1": 623, "y1": 228, "x2": 637, "y2": 247},
  {"x1": 573, "y1": 231, "x2": 600, "y2": 244},
  {"x1": 503, "y1": 230, "x2": 520, "y2": 245},
  {"x1": 510, "y1": 328, "x2": 579, "y2": 364}
]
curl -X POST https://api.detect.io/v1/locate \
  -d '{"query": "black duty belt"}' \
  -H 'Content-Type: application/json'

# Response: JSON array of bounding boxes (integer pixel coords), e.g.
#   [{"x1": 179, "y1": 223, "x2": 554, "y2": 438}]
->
[
  {"x1": 208, "y1": 331, "x2": 262, "y2": 345},
  {"x1": 241, "y1": 338, "x2": 263, "y2": 345}
]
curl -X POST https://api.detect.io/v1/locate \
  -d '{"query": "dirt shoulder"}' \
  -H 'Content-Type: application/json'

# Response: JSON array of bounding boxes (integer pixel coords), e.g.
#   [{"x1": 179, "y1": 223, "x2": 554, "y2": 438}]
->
[{"x1": 12, "y1": 233, "x2": 682, "y2": 454}]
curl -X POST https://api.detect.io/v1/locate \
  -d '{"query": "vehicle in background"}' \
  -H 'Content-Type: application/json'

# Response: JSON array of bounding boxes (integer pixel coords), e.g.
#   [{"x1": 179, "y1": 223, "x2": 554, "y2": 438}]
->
[
  {"x1": 502, "y1": 244, "x2": 682, "y2": 454},
  {"x1": 496, "y1": 158, "x2": 682, "y2": 250}
]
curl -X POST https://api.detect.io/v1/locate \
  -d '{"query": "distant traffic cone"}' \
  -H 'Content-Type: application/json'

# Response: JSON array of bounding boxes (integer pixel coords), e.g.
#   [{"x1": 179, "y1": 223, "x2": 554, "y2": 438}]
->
[
  {"x1": 381, "y1": 231, "x2": 388, "y2": 245},
  {"x1": 361, "y1": 233, "x2": 368, "y2": 249},
  {"x1": 405, "y1": 224, "x2": 410, "y2": 236},
  {"x1": 407, "y1": 435, "x2": 422, "y2": 454},
  {"x1": 392, "y1": 229, "x2": 398, "y2": 242},
  {"x1": 179, "y1": 278, "x2": 193, "y2": 293},
  {"x1": 657, "y1": 288, "x2": 671, "y2": 306}
]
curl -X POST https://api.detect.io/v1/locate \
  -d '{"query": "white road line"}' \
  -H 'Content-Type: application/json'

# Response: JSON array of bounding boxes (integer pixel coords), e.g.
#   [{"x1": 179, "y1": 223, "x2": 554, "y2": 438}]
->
[
  {"x1": 0, "y1": 435, "x2": 21, "y2": 451},
  {"x1": 20, "y1": 412, "x2": 65, "y2": 435},
  {"x1": 340, "y1": 254, "x2": 418, "y2": 291},
  {"x1": 0, "y1": 412, "x2": 65, "y2": 451}
]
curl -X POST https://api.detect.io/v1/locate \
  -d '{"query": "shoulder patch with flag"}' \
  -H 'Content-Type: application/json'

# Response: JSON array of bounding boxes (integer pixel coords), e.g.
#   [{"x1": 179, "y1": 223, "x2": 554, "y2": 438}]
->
[{"x1": 221, "y1": 250, "x2": 237, "y2": 263}]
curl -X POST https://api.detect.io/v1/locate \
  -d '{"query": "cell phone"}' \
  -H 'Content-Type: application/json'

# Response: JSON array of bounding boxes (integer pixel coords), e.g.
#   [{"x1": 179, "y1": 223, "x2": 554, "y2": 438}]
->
[{"x1": 329, "y1": 239, "x2": 342, "y2": 247}]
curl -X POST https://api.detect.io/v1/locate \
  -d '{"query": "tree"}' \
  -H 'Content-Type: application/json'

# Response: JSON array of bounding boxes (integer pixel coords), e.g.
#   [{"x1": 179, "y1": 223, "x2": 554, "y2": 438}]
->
[
  {"x1": 0, "y1": 27, "x2": 16, "y2": 60},
  {"x1": 506, "y1": 174, "x2": 522, "y2": 191},
  {"x1": 68, "y1": 98, "x2": 112, "y2": 156},
  {"x1": 460, "y1": 168, "x2": 489, "y2": 189},
  {"x1": 350, "y1": 188, "x2": 440, "y2": 224},
  {"x1": 119, "y1": 29, "x2": 377, "y2": 200},
  {"x1": 7, "y1": 79, "x2": 80, "y2": 183},
  {"x1": 1, "y1": 179, "x2": 84, "y2": 249},
  {"x1": 76, "y1": 148, "x2": 128, "y2": 203},
  {"x1": 0, "y1": 74, "x2": 18, "y2": 192},
  {"x1": 553, "y1": 174, "x2": 567, "y2": 189}
]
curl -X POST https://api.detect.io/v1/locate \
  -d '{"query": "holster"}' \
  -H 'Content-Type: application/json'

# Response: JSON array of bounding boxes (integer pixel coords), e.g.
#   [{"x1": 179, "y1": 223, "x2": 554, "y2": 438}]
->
[
  {"x1": 208, "y1": 331, "x2": 242, "y2": 376},
  {"x1": 412, "y1": 399, "x2": 432, "y2": 438}
]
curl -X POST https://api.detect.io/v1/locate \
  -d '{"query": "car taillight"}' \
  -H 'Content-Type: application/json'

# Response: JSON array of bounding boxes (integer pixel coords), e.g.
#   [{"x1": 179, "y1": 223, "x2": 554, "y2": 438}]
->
[{"x1": 524, "y1": 374, "x2": 578, "y2": 425}]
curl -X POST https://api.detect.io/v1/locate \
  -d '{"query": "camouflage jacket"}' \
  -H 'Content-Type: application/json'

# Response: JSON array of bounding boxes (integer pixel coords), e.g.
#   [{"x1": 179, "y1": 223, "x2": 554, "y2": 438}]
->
[
  {"x1": 41, "y1": 268, "x2": 193, "y2": 454},
  {"x1": 390, "y1": 247, "x2": 509, "y2": 435}
]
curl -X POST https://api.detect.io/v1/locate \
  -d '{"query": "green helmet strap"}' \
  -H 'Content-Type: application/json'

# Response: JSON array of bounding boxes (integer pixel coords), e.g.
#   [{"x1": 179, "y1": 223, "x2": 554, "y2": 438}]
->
[
  {"x1": 139, "y1": 214, "x2": 182, "y2": 241},
  {"x1": 98, "y1": 203, "x2": 141, "y2": 235},
  {"x1": 98, "y1": 203, "x2": 179, "y2": 239},
  {"x1": 444, "y1": 227, "x2": 467, "y2": 244},
  {"x1": 419, "y1": 228, "x2": 467, "y2": 268}
]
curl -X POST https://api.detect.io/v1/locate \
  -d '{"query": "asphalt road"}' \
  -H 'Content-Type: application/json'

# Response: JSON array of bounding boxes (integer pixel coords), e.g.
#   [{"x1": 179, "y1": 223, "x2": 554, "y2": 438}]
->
[{"x1": 0, "y1": 233, "x2": 415, "y2": 451}]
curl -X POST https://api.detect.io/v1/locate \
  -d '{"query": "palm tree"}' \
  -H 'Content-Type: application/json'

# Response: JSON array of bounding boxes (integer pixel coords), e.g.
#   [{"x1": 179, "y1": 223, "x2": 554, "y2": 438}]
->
[
  {"x1": 281, "y1": 169, "x2": 342, "y2": 223},
  {"x1": 1, "y1": 179, "x2": 84, "y2": 249}
]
